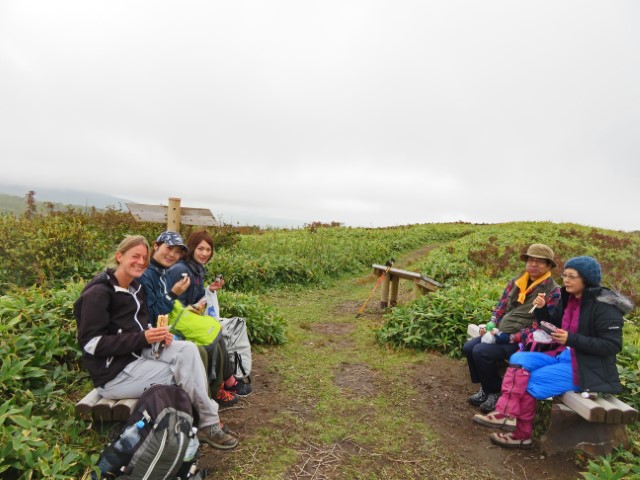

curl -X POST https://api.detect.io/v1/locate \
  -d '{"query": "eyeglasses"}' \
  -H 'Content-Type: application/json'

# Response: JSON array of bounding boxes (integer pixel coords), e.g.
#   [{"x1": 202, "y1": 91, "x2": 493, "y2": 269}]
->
[{"x1": 561, "y1": 273, "x2": 581, "y2": 281}]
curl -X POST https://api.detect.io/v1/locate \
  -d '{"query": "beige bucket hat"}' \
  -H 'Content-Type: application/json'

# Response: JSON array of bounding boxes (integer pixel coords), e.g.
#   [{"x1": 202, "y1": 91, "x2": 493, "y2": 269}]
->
[{"x1": 520, "y1": 243, "x2": 557, "y2": 268}]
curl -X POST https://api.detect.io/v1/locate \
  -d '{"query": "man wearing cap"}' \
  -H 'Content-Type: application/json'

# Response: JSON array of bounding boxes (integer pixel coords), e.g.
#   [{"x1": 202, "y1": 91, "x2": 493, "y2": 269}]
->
[
  {"x1": 463, "y1": 244, "x2": 561, "y2": 412},
  {"x1": 140, "y1": 231, "x2": 192, "y2": 325}
]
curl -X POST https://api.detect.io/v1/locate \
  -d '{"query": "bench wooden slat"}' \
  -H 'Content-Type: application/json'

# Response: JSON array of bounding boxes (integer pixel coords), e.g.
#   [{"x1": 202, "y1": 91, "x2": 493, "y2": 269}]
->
[
  {"x1": 559, "y1": 392, "x2": 606, "y2": 423},
  {"x1": 113, "y1": 398, "x2": 139, "y2": 421},
  {"x1": 593, "y1": 396, "x2": 623, "y2": 424},
  {"x1": 94, "y1": 397, "x2": 117, "y2": 422},
  {"x1": 75, "y1": 389, "x2": 103, "y2": 420},
  {"x1": 603, "y1": 395, "x2": 639, "y2": 425},
  {"x1": 75, "y1": 388, "x2": 137, "y2": 422},
  {"x1": 372, "y1": 264, "x2": 443, "y2": 288}
]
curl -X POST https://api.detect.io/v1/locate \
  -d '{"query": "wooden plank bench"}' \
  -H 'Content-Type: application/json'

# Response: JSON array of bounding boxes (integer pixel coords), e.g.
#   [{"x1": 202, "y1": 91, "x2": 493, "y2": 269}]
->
[
  {"x1": 372, "y1": 264, "x2": 443, "y2": 308},
  {"x1": 540, "y1": 391, "x2": 638, "y2": 457},
  {"x1": 75, "y1": 388, "x2": 138, "y2": 422}
]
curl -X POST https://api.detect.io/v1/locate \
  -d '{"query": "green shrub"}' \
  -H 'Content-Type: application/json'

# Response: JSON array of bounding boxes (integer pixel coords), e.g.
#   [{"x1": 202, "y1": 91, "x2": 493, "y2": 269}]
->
[
  {"x1": 218, "y1": 290, "x2": 287, "y2": 345},
  {"x1": 376, "y1": 280, "x2": 503, "y2": 357},
  {"x1": 0, "y1": 283, "x2": 97, "y2": 479},
  {"x1": 0, "y1": 209, "x2": 241, "y2": 294}
]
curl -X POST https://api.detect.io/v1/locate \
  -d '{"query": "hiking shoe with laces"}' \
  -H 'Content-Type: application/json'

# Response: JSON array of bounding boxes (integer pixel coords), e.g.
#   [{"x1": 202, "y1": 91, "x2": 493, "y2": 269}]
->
[
  {"x1": 473, "y1": 411, "x2": 516, "y2": 431},
  {"x1": 468, "y1": 386, "x2": 488, "y2": 406},
  {"x1": 214, "y1": 387, "x2": 239, "y2": 408},
  {"x1": 489, "y1": 431, "x2": 532, "y2": 449},
  {"x1": 225, "y1": 379, "x2": 253, "y2": 397},
  {"x1": 198, "y1": 424, "x2": 238, "y2": 450},
  {"x1": 479, "y1": 392, "x2": 500, "y2": 412}
]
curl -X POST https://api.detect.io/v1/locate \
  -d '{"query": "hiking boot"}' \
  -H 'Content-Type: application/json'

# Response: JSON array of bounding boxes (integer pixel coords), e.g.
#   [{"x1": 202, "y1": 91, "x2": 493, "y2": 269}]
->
[
  {"x1": 489, "y1": 431, "x2": 532, "y2": 449},
  {"x1": 214, "y1": 387, "x2": 239, "y2": 408},
  {"x1": 479, "y1": 392, "x2": 500, "y2": 412},
  {"x1": 468, "y1": 387, "x2": 488, "y2": 406},
  {"x1": 473, "y1": 411, "x2": 516, "y2": 431},
  {"x1": 225, "y1": 378, "x2": 253, "y2": 397},
  {"x1": 198, "y1": 424, "x2": 238, "y2": 450}
]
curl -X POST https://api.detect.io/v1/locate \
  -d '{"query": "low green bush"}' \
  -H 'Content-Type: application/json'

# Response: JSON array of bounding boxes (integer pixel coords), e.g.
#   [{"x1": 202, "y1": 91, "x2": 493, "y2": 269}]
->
[
  {"x1": 376, "y1": 280, "x2": 503, "y2": 357},
  {"x1": 218, "y1": 290, "x2": 287, "y2": 345}
]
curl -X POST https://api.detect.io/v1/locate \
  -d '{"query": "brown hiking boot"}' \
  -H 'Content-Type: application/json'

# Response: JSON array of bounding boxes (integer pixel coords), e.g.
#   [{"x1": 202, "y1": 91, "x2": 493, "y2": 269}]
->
[{"x1": 198, "y1": 424, "x2": 238, "y2": 450}]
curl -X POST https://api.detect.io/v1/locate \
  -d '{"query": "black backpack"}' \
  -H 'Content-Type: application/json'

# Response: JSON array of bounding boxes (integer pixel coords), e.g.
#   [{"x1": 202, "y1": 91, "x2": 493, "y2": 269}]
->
[{"x1": 93, "y1": 384, "x2": 201, "y2": 480}]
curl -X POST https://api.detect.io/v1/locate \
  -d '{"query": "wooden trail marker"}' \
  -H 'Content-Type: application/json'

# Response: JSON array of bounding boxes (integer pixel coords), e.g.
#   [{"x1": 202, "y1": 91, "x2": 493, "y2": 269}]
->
[{"x1": 126, "y1": 197, "x2": 219, "y2": 230}]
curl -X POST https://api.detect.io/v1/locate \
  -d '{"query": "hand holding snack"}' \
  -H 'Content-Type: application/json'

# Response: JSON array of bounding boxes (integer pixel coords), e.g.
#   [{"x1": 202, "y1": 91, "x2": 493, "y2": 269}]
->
[
  {"x1": 209, "y1": 274, "x2": 225, "y2": 291},
  {"x1": 171, "y1": 273, "x2": 191, "y2": 296},
  {"x1": 150, "y1": 315, "x2": 172, "y2": 358},
  {"x1": 529, "y1": 293, "x2": 546, "y2": 313}
]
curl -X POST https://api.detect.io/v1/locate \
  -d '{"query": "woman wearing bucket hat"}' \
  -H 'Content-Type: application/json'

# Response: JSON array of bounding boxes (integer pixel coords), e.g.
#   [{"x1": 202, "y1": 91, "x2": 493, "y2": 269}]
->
[
  {"x1": 473, "y1": 255, "x2": 634, "y2": 449},
  {"x1": 464, "y1": 244, "x2": 561, "y2": 413}
]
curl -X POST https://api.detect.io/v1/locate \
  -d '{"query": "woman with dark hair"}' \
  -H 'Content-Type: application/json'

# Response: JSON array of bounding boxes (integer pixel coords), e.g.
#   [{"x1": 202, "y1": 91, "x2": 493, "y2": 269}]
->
[
  {"x1": 74, "y1": 235, "x2": 238, "y2": 450},
  {"x1": 167, "y1": 231, "x2": 253, "y2": 402},
  {"x1": 473, "y1": 256, "x2": 633, "y2": 449}
]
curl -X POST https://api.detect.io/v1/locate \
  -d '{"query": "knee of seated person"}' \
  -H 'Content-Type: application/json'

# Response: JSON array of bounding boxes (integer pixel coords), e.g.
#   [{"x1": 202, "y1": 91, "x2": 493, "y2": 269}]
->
[
  {"x1": 509, "y1": 352, "x2": 527, "y2": 365},
  {"x1": 463, "y1": 337, "x2": 480, "y2": 355},
  {"x1": 176, "y1": 339, "x2": 200, "y2": 355}
]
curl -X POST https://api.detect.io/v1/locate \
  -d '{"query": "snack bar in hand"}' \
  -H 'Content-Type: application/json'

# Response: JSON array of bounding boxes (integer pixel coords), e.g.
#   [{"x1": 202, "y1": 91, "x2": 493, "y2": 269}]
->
[{"x1": 152, "y1": 314, "x2": 168, "y2": 359}]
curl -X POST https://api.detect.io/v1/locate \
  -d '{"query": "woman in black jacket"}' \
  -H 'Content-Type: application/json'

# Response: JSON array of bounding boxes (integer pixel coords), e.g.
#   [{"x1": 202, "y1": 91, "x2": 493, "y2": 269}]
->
[{"x1": 473, "y1": 256, "x2": 633, "y2": 448}]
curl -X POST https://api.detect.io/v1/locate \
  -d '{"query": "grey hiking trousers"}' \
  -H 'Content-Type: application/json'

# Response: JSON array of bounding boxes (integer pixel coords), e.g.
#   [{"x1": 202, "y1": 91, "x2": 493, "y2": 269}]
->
[{"x1": 97, "y1": 340, "x2": 220, "y2": 427}]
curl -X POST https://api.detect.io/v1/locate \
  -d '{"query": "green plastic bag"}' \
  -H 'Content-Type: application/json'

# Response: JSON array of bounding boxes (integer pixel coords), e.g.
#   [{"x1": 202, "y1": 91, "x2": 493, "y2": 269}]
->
[{"x1": 168, "y1": 300, "x2": 222, "y2": 346}]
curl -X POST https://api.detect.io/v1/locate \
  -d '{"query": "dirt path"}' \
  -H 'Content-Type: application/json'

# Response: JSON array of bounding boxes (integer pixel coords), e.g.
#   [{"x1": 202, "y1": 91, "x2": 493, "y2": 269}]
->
[{"x1": 199, "y1": 276, "x2": 582, "y2": 479}]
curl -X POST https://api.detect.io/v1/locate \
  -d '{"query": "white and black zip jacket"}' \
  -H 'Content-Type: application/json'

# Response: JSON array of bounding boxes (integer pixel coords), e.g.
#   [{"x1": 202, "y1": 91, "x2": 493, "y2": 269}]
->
[{"x1": 73, "y1": 269, "x2": 151, "y2": 387}]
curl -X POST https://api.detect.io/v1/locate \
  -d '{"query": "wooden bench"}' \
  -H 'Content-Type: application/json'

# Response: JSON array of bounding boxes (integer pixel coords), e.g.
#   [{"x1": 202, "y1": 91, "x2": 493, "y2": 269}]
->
[
  {"x1": 372, "y1": 264, "x2": 443, "y2": 308},
  {"x1": 75, "y1": 388, "x2": 138, "y2": 422},
  {"x1": 540, "y1": 391, "x2": 638, "y2": 457}
]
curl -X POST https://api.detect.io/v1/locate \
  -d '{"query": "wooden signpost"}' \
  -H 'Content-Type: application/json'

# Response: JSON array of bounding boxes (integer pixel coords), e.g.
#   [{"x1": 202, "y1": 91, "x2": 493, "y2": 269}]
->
[{"x1": 126, "y1": 197, "x2": 218, "y2": 230}]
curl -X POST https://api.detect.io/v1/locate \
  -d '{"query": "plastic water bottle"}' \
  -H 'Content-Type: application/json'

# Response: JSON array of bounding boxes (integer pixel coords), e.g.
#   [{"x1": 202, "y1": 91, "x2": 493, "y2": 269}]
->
[
  {"x1": 114, "y1": 420, "x2": 145, "y2": 452},
  {"x1": 183, "y1": 427, "x2": 200, "y2": 462},
  {"x1": 92, "y1": 420, "x2": 145, "y2": 479}
]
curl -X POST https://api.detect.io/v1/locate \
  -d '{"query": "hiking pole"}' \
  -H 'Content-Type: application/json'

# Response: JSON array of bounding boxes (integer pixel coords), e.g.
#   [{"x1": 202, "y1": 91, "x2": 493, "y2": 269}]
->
[{"x1": 355, "y1": 259, "x2": 395, "y2": 318}]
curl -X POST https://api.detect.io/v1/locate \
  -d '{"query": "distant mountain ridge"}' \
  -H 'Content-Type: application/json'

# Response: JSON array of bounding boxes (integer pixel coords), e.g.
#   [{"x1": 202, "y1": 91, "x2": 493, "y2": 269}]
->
[{"x1": 0, "y1": 184, "x2": 130, "y2": 210}]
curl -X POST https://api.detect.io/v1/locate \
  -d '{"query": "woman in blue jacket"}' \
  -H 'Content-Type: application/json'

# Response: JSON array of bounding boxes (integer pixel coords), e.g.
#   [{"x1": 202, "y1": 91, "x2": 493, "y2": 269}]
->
[{"x1": 473, "y1": 256, "x2": 633, "y2": 448}]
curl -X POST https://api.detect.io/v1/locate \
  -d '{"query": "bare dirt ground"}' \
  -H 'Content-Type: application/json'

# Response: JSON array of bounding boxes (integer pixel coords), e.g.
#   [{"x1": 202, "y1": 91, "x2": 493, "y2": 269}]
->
[{"x1": 199, "y1": 282, "x2": 582, "y2": 479}]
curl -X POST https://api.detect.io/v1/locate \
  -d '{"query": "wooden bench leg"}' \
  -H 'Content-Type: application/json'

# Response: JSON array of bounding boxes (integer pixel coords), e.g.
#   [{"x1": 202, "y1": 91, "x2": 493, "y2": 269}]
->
[
  {"x1": 540, "y1": 404, "x2": 630, "y2": 457},
  {"x1": 389, "y1": 276, "x2": 399, "y2": 307},
  {"x1": 380, "y1": 274, "x2": 390, "y2": 308}
]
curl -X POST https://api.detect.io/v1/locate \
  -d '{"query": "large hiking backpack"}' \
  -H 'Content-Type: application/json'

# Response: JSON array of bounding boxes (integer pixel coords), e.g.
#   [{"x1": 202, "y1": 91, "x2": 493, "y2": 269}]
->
[
  {"x1": 219, "y1": 316, "x2": 252, "y2": 381},
  {"x1": 93, "y1": 384, "x2": 200, "y2": 480}
]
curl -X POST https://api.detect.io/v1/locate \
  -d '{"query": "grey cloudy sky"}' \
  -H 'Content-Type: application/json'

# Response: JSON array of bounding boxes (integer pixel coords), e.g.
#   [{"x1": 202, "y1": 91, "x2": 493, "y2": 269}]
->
[{"x1": 1, "y1": 1, "x2": 639, "y2": 229}]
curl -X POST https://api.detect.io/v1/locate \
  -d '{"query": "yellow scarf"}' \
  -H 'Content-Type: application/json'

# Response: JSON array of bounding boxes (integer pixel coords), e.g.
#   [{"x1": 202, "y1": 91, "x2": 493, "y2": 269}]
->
[{"x1": 515, "y1": 271, "x2": 551, "y2": 304}]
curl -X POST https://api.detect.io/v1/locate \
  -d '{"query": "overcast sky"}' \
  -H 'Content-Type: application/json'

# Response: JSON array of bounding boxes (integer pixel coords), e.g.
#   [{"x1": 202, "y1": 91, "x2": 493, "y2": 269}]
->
[{"x1": 1, "y1": 1, "x2": 639, "y2": 229}]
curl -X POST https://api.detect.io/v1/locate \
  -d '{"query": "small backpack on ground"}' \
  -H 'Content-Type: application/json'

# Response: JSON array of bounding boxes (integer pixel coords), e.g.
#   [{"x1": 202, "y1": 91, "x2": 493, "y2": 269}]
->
[
  {"x1": 93, "y1": 384, "x2": 201, "y2": 480},
  {"x1": 219, "y1": 316, "x2": 252, "y2": 381}
]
